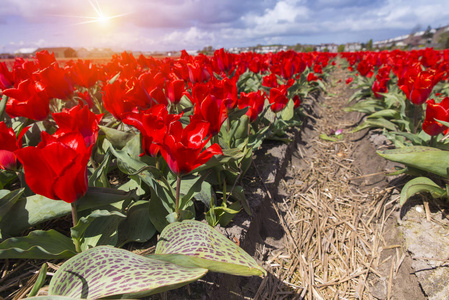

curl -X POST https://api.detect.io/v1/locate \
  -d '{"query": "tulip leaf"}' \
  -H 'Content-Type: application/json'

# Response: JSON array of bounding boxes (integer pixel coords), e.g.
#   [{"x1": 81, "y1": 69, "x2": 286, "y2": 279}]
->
[
  {"x1": 155, "y1": 220, "x2": 266, "y2": 277},
  {"x1": 27, "y1": 297, "x2": 80, "y2": 300},
  {"x1": 350, "y1": 118, "x2": 397, "y2": 133},
  {"x1": 48, "y1": 246, "x2": 208, "y2": 299},
  {"x1": 378, "y1": 146, "x2": 449, "y2": 178},
  {"x1": 400, "y1": 177, "x2": 447, "y2": 206},
  {"x1": 0, "y1": 94, "x2": 7, "y2": 121},
  {"x1": 344, "y1": 98, "x2": 384, "y2": 113},
  {"x1": 0, "y1": 229, "x2": 76, "y2": 259},
  {"x1": 0, "y1": 170, "x2": 17, "y2": 189},
  {"x1": 99, "y1": 125, "x2": 135, "y2": 149},
  {"x1": 88, "y1": 151, "x2": 112, "y2": 188},
  {"x1": 0, "y1": 187, "x2": 134, "y2": 238},
  {"x1": 193, "y1": 147, "x2": 245, "y2": 174},
  {"x1": 71, "y1": 210, "x2": 126, "y2": 251},
  {"x1": 281, "y1": 99, "x2": 295, "y2": 121},
  {"x1": 28, "y1": 263, "x2": 48, "y2": 297},
  {"x1": 0, "y1": 188, "x2": 25, "y2": 223},
  {"x1": 367, "y1": 109, "x2": 400, "y2": 119},
  {"x1": 178, "y1": 174, "x2": 214, "y2": 210},
  {"x1": 229, "y1": 185, "x2": 252, "y2": 216},
  {"x1": 117, "y1": 200, "x2": 156, "y2": 247}
]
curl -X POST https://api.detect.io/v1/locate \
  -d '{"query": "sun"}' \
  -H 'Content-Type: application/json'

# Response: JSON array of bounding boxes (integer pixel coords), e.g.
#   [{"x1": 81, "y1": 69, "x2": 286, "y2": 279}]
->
[{"x1": 51, "y1": 0, "x2": 129, "y2": 28}]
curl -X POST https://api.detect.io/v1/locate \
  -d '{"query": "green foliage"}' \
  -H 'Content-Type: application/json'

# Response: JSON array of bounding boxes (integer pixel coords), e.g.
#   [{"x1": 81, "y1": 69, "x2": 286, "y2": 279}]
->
[
  {"x1": 400, "y1": 177, "x2": 447, "y2": 206},
  {"x1": 45, "y1": 220, "x2": 265, "y2": 299}
]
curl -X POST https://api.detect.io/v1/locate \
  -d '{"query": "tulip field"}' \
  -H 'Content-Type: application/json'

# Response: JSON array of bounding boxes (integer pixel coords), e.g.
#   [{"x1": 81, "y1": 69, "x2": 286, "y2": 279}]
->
[{"x1": 1, "y1": 47, "x2": 449, "y2": 298}]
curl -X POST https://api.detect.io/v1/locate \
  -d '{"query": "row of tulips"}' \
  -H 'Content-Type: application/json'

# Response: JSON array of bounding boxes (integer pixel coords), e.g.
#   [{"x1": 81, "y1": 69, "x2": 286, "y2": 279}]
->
[
  {"x1": 341, "y1": 48, "x2": 449, "y2": 207},
  {"x1": 0, "y1": 48, "x2": 336, "y2": 298}
]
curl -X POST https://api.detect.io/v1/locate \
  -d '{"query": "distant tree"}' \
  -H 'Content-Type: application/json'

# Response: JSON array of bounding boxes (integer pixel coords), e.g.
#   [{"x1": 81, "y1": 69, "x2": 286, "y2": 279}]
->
[
  {"x1": 304, "y1": 46, "x2": 314, "y2": 52},
  {"x1": 200, "y1": 46, "x2": 214, "y2": 55},
  {"x1": 337, "y1": 44, "x2": 345, "y2": 52},
  {"x1": 366, "y1": 39, "x2": 373, "y2": 50},
  {"x1": 423, "y1": 25, "x2": 433, "y2": 39},
  {"x1": 323, "y1": 47, "x2": 329, "y2": 52}
]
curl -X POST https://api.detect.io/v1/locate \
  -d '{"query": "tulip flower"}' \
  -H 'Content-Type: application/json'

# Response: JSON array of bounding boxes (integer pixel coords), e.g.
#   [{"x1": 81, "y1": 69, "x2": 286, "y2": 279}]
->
[
  {"x1": 399, "y1": 67, "x2": 443, "y2": 105},
  {"x1": 193, "y1": 94, "x2": 228, "y2": 136},
  {"x1": 269, "y1": 87, "x2": 289, "y2": 113},
  {"x1": 238, "y1": 91, "x2": 266, "y2": 122},
  {"x1": 2, "y1": 79, "x2": 50, "y2": 121},
  {"x1": 122, "y1": 104, "x2": 182, "y2": 157},
  {"x1": 159, "y1": 117, "x2": 222, "y2": 176},
  {"x1": 15, "y1": 131, "x2": 93, "y2": 204},
  {"x1": 422, "y1": 97, "x2": 449, "y2": 136},
  {"x1": 37, "y1": 64, "x2": 74, "y2": 100},
  {"x1": 52, "y1": 104, "x2": 103, "y2": 147},
  {"x1": 0, "y1": 122, "x2": 28, "y2": 170},
  {"x1": 0, "y1": 62, "x2": 14, "y2": 90}
]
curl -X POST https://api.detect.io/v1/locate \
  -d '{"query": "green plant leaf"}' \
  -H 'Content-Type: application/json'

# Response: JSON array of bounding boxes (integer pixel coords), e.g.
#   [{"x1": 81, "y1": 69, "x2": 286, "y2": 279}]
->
[
  {"x1": 71, "y1": 210, "x2": 126, "y2": 251},
  {"x1": 378, "y1": 146, "x2": 449, "y2": 178},
  {"x1": 350, "y1": 118, "x2": 397, "y2": 133},
  {"x1": 0, "y1": 230, "x2": 76, "y2": 259},
  {"x1": 400, "y1": 177, "x2": 447, "y2": 205},
  {"x1": 344, "y1": 99, "x2": 384, "y2": 113},
  {"x1": 0, "y1": 170, "x2": 17, "y2": 189},
  {"x1": 367, "y1": 109, "x2": 400, "y2": 119},
  {"x1": 0, "y1": 188, "x2": 25, "y2": 223},
  {"x1": 155, "y1": 220, "x2": 266, "y2": 277},
  {"x1": 117, "y1": 200, "x2": 157, "y2": 247},
  {"x1": 0, "y1": 187, "x2": 134, "y2": 238},
  {"x1": 27, "y1": 297, "x2": 80, "y2": 300},
  {"x1": 28, "y1": 263, "x2": 48, "y2": 297},
  {"x1": 99, "y1": 125, "x2": 136, "y2": 150},
  {"x1": 48, "y1": 246, "x2": 208, "y2": 299},
  {"x1": 230, "y1": 185, "x2": 251, "y2": 216},
  {"x1": 281, "y1": 99, "x2": 295, "y2": 121},
  {"x1": 88, "y1": 151, "x2": 112, "y2": 188}
]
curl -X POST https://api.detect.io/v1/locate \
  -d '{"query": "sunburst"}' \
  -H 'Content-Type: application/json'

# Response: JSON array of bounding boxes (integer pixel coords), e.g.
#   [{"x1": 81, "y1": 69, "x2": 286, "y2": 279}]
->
[{"x1": 50, "y1": 0, "x2": 129, "y2": 27}]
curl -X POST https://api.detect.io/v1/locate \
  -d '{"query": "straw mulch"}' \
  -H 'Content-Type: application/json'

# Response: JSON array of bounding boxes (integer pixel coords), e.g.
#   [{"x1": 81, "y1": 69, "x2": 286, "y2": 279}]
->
[{"x1": 254, "y1": 67, "x2": 399, "y2": 300}]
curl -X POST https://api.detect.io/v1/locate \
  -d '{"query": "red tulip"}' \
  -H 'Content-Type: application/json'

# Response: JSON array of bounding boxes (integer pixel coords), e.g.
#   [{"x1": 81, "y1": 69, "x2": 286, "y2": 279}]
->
[
  {"x1": 35, "y1": 50, "x2": 57, "y2": 69},
  {"x1": 399, "y1": 67, "x2": 443, "y2": 105},
  {"x1": 372, "y1": 78, "x2": 388, "y2": 99},
  {"x1": 122, "y1": 104, "x2": 182, "y2": 157},
  {"x1": 37, "y1": 64, "x2": 74, "y2": 100},
  {"x1": 194, "y1": 94, "x2": 228, "y2": 136},
  {"x1": 15, "y1": 131, "x2": 93, "y2": 203},
  {"x1": 238, "y1": 91, "x2": 266, "y2": 122},
  {"x1": 166, "y1": 78, "x2": 186, "y2": 105},
  {"x1": 52, "y1": 104, "x2": 103, "y2": 147},
  {"x1": 0, "y1": 62, "x2": 14, "y2": 90},
  {"x1": 422, "y1": 97, "x2": 449, "y2": 136},
  {"x1": 102, "y1": 80, "x2": 141, "y2": 120},
  {"x1": 0, "y1": 122, "x2": 29, "y2": 170},
  {"x1": 356, "y1": 59, "x2": 373, "y2": 77},
  {"x1": 159, "y1": 117, "x2": 222, "y2": 175},
  {"x1": 2, "y1": 79, "x2": 50, "y2": 121}
]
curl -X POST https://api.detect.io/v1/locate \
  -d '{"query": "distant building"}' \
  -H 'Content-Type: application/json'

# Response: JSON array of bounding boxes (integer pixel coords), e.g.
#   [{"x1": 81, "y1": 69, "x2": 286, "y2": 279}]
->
[
  {"x1": 14, "y1": 47, "x2": 38, "y2": 58},
  {"x1": 316, "y1": 43, "x2": 338, "y2": 53},
  {"x1": 34, "y1": 47, "x2": 77, "y2": 58},
  {"x1": 345, "y1": 43, "x2": 362, "y2": 52}
]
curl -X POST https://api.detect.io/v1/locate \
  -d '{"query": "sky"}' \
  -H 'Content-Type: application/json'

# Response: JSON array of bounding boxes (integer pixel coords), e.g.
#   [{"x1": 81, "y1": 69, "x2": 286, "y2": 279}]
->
[{"x1": 1, "y1": 0, "x2": 449, "y2": 54}]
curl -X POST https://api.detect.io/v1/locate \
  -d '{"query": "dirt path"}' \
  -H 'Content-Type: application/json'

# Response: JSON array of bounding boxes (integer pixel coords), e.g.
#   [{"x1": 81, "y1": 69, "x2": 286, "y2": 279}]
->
[{"x1": 252, "y1": 65, "x2": 427, "y2": 299}]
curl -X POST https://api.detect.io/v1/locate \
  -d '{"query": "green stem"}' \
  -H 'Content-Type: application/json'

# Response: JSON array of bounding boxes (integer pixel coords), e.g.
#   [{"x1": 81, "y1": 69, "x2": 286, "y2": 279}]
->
[
  {"x1": 0, "y1": 95, "x2": 7, "y2": 122},
  {"x1": 413, "y1": 105, "x2": 418, "y2": 134},
  {"x1": 175, "y1": 174, "x2": 181, "y2": 220},
  {"x1": 430, "y1": 135, "x2": 436, "y2": 147},
  {"x1": 71, "y1": 202, "x2": 81, "y2": 253}
]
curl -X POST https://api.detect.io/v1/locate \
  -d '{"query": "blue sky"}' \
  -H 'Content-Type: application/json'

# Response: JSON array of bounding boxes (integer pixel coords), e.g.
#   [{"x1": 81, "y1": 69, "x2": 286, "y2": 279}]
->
[{"x1": 1, "y1": 0, "x2": 449, "y2": 53}]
